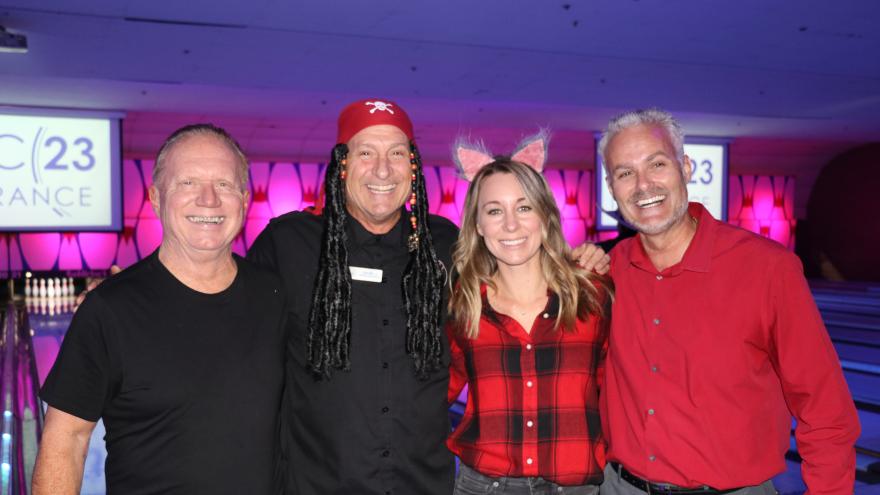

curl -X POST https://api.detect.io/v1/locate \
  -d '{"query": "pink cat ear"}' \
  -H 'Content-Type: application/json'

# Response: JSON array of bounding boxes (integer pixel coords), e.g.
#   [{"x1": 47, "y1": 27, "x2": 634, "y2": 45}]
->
[
  {"x1": 510, "y1": 130, "x2": 549, "y2": 173},
  {"x1": 453, "y1": 139, "x2": 495, "y2": 181}
]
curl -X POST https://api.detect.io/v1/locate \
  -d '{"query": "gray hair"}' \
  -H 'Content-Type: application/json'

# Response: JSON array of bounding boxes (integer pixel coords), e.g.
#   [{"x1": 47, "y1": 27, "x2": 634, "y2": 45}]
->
[
  {"x1": 597, "y1": 108, "x2": 685, "y2": 173},
  {"x1": 152, "y1": 123, "x2": 249, "y2": 192}
]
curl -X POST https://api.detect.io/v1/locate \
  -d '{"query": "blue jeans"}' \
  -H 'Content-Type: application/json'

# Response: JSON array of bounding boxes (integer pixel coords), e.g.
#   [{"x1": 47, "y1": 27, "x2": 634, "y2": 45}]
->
[{"x1": 454, "y1": 463, "x2": 601, "y2": 495}]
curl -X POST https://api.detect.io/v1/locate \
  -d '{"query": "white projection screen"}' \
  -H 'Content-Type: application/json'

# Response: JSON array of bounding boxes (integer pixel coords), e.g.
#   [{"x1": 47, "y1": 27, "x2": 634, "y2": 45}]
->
[{"x1": 0, "y1": 108, "x2": 123, "y2": 231}]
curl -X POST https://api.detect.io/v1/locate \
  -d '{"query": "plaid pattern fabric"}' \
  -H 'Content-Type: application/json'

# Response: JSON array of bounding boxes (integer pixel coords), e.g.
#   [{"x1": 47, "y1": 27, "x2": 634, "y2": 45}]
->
[{"x1": 447, "y1": 287, "x2": 607, "y2": 486}]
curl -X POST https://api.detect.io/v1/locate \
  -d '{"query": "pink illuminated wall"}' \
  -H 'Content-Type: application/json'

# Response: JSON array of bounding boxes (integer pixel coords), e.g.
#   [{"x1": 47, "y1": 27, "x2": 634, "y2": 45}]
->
[
  {"x1": 0, "y1": 161, "x2": 794, "y2": 273},
  {"x1": 728, "y1": 175, "x2": 796, "y2": 249}
]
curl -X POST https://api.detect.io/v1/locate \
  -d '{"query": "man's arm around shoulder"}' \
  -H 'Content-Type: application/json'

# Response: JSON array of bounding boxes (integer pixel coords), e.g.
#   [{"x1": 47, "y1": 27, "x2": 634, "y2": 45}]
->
[{"x1": 32, "y1": 406, "x2": 97, "y2": 495}]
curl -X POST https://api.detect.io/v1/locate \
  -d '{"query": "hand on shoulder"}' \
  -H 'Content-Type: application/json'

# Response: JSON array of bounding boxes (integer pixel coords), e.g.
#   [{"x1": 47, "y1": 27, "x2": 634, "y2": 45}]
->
[
  {"x1": 75, "y1": 265, "x2": 122, "y2": 307},
  {"x1": 571, "y1": 243, "x2": 610, "y2": 275}
]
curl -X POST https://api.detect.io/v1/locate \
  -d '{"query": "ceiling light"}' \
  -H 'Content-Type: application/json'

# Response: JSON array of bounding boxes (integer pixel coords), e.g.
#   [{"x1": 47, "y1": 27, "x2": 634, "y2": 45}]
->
[{"x1": 0, "y1": 26, "x2": 27, "y2": 54}]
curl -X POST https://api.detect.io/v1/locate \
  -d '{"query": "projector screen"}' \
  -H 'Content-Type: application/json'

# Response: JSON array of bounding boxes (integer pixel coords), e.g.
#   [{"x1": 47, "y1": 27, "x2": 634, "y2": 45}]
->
[
  {"x1": 0, "y1": 109, "x2": 122, "y2": 231},
  {"x1": 595, "y1": 138, "x2": 728, "y2": 230}
]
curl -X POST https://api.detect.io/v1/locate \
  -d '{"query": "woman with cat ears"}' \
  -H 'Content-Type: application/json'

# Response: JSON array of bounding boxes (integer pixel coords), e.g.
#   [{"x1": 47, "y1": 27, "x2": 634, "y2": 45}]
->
[{"x1": 446, "y1": 131, "x2": 614, "y2": 494}]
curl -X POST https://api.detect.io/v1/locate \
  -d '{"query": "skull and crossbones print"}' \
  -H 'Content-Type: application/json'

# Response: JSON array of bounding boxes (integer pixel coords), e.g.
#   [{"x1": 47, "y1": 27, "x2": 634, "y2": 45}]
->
[{"x1": 365, "y1": 101, "x2": 395, "y2": 114}]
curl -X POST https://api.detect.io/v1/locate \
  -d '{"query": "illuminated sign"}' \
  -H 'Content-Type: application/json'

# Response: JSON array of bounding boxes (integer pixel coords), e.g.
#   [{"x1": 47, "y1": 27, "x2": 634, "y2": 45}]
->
[
  {"x1": 595, "y1": 139, "x2": 728, "y2": 229},
  {"x1": 0, "y1": 109, "x2": 122, "y2": 231}
]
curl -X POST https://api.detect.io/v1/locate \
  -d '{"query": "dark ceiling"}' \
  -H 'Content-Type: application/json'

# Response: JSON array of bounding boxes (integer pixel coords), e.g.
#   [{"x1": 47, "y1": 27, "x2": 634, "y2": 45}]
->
[{"x1": 1, "y1": 0, "x2": 878, "y2": 166}]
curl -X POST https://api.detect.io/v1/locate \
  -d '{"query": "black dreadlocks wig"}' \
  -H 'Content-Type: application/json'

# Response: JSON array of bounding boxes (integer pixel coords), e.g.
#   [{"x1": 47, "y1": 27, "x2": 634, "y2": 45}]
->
[{"x1": 306, "y1": 142, "x2": 446, "y2": 380}]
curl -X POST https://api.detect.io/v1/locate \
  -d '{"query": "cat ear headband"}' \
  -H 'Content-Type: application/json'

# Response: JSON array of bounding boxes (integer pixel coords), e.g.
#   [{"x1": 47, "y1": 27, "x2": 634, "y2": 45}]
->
[{"x1": 452, "y1": 129, "x2": 550, "y2": 181}]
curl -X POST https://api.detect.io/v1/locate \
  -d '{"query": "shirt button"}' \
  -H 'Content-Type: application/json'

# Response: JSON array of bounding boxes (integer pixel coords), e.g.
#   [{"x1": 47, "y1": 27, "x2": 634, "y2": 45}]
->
[
  {"x1": 648, "y1": 408, "x2": 655, "y2": 415},
  {"x1": 653, "y1": 318, "x2": 660, "y2": 325},
  {"x1": 649, "y1": 455, "x2": 656, "y2": 462},
  {"x1": 656, "y1": 275, "x2": 663, "y2": 280},
  {"x1": 526, "y1": 458, "x2": 533, "y2": 465},
  {"x1": 526, "y1": 344, "x2": 532, "y2": 350},
  {"x1": 651, "y1": 365, "x2": 658, "y2": 372},
  {"x1": 526, "y1": 380, "x2": 533, "y2": 388},
  {"x1": 382, "y1": 319, "x2": 389, "y2": 326},
  {"x1": 542, "y1": 313, "x2": 549, "y2": 319},
  {"x1": 382, "y1": 406, "x2": 389, "y2": 413},
  {"x1": 382, "y1": 362, "x2": 389, "y2": 369},
  {"x1": 526, "y1": 420, "x2": 534, "y2": 427},
  {"x1": 382, "y1": 450, "x2": 390, "y2": 457}
]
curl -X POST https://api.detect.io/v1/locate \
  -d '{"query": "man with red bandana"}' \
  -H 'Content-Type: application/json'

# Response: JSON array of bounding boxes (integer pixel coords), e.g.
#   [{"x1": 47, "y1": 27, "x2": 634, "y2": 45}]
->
[
  {"x1": 249, "y1": 99, "x2": 609, "y2": 494},
  {"x1": 597, "y1": 108, "x2": 859, "y2": 495}
]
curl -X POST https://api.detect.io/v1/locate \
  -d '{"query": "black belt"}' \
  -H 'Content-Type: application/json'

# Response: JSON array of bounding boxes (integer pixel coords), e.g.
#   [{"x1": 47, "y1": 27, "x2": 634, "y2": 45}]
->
[{"x1": 610, "y1": 463, "x2": 742, "y2": 494}]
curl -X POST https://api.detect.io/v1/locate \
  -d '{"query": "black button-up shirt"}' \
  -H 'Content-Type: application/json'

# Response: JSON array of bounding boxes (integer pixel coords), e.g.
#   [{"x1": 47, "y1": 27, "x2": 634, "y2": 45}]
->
[{"x1": 248, "y1": 210, "x2": 458, "y2": 495}]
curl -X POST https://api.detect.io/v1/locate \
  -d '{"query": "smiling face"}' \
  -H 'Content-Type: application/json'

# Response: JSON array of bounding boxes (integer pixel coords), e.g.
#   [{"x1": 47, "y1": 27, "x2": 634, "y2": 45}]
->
[
  {"x1": 605, "y1": 123, "x2": 691, "y2": 236},
  {"x1": 344, "y1": 124, "x2": 412, "y2": 234},
  {"x1": 149, "y1": 133, "x2": 248, "y2": 260},
  {"x1": 476, "y1": 172, "x2": 544, "y2": 270}
]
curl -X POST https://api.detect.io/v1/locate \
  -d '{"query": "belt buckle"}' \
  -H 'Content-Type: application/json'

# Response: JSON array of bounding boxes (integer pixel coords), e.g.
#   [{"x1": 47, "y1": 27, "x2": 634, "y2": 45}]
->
[{"x1": 650, "y1": 483, "x2": 677, "y2": 495}]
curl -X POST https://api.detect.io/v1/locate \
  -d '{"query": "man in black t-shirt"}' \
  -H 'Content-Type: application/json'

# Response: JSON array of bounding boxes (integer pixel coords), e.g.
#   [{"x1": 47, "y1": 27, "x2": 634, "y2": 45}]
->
[{"x1": 33, "y1": 124, "x2": 286, "y2": 495}]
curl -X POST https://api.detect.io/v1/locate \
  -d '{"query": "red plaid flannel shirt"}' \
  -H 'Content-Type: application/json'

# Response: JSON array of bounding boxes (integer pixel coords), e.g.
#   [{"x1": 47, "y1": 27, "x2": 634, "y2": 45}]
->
[{"x1": 447, "y1": 286, "x2": 607, "y2": 486}]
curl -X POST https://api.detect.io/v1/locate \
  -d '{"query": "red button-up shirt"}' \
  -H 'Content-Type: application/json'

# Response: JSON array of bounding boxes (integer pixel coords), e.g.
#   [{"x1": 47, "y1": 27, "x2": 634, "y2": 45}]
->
[
  {"x1": 447, "y1": 287, "x2": 607, "y2": 486},
  {"x1": 602, "y1": 202, "x2": 860, "y2": 494}
]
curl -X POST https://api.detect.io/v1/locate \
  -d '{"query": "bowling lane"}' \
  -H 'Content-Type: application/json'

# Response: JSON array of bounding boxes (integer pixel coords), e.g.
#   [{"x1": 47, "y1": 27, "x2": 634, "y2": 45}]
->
[
  {"x1": 856, "y1": 409, "x2": 880, "y2": 456},
  {"x1": 838, "y1": 342, "x2": 880, "y2": 368},
  {"x1": 28, "y1": 311, "x2": 72, "y2": 385},
  {"x1": 829, "y1": 326, "x2": 880, "y2": 347},
  {"x1": 845, "y1": 370, "x2": 880, "y2": 405}
]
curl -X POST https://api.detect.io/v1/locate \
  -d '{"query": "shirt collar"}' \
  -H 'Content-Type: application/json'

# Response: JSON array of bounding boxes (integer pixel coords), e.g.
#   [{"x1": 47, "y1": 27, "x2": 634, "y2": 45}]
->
[
  {"x1": 629, "y1": 202, "x2": 716, "y2": 274},
  {"x1": 345, "y1": 208, "x2": 408, "y2": 249}
]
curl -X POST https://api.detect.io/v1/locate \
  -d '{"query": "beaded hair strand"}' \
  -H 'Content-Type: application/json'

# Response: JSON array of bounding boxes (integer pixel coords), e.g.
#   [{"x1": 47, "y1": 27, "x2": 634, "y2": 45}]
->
[
  {"x1": 403, "y1": 143, "x2": 446, "y2": 378},
  {"x1": 306, "y1": 144, "x2": 353, "y2": 377}
]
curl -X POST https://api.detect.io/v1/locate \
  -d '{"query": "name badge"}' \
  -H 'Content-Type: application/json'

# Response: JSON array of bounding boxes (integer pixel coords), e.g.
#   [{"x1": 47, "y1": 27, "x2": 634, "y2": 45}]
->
[{"x1": 349, "y1": 266, "x2": 383, "y2": 283}]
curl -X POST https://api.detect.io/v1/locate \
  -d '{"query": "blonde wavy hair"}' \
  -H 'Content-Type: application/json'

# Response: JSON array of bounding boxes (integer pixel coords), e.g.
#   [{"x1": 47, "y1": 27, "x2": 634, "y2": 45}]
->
[{"x1": 449, "y1": 159, "x2": 612, "y2": 338}]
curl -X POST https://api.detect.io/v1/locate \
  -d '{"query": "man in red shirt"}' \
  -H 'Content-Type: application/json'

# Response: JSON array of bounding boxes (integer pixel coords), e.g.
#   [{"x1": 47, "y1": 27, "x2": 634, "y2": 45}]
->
[{"x1": 597, "y1": 108, "x2": 860, "y2": 495}]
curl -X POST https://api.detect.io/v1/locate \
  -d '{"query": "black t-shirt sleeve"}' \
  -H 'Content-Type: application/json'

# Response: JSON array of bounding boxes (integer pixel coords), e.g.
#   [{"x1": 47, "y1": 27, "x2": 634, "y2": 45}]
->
[
  {"x1": 40, "y1": 293, "x2": 115, "y2": 422},
  {"x1": 247, "y1": 221, "x2": 279, "y2": 271}
]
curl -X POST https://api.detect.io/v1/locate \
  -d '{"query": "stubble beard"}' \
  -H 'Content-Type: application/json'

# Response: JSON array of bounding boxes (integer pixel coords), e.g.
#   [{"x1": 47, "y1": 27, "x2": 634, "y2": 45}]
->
[{"x1": 622, "y1": 190, "x2": 690, "y2": 236}]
